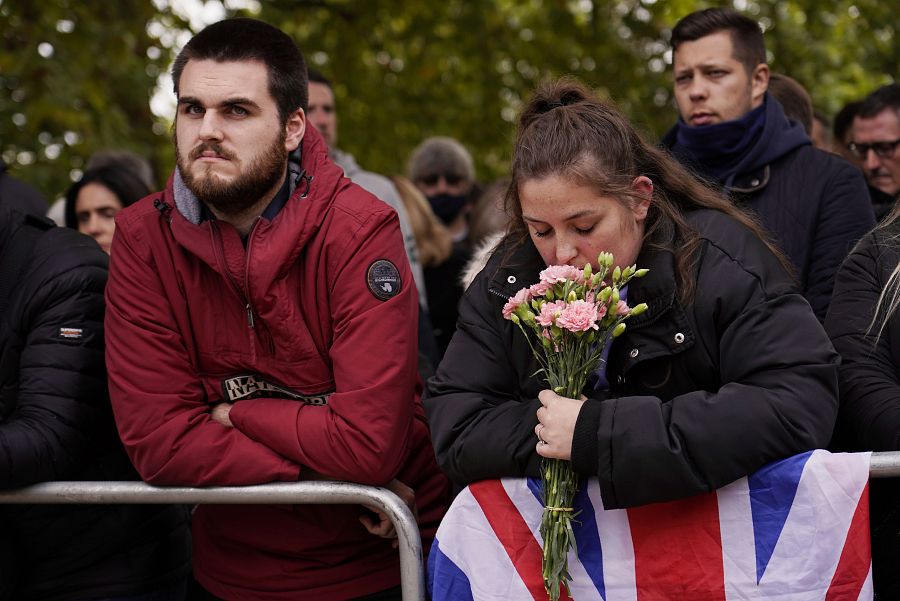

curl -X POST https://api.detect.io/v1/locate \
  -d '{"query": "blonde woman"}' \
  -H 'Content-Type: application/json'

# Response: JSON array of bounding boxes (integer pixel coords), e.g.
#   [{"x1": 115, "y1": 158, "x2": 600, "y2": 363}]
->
[{"x1": 826, "y1": 196, "x2": 900, "y2": 597}]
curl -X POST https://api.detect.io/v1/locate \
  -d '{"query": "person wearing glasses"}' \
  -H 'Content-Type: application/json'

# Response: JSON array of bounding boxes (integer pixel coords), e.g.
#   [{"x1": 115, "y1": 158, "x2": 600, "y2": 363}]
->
[
  {"x1": 662, "y1": 8, "x2": 874, "y2": 321},
  {"x1": 407, "y1": 137, "x2": 479, "y2": 355},
  {"x1": 849, "y1": 84, "x2": 900, "y2": 220}
]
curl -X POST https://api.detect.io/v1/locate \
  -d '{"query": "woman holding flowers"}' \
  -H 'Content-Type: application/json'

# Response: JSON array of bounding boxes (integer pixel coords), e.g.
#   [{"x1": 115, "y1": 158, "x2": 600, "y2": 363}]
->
[{"x1": 425, "y1": 78, "x2": 839, "y2": 510}]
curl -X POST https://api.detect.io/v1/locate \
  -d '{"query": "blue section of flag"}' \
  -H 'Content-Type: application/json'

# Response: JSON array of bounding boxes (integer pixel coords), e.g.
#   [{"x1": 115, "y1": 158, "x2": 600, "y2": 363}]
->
[
  {"x1": 528, "y1": 476, "x2": 607, "y2": 598},
  {"x1": 572, "y1": 485, "x2": 607, "y2": 599},
  {"x1": 428, "y1": 539, "x2": 475, "y2": 601},
  {"x1": 527, "y1": 477, "x2": 543, "y2": 505},
  {"x1": 748, "y1": 451, "x2": 813, "y2": 583}
]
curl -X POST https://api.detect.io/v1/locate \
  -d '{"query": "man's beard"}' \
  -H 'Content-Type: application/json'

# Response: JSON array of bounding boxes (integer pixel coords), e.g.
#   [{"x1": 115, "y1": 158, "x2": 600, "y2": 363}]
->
[{"x1": 176, "y1": 130, "x2": 287, "y2": 216}]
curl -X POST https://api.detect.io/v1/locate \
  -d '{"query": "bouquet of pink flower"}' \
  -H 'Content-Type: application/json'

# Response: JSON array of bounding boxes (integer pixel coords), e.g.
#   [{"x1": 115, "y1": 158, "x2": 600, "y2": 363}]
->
[{"x1": 502, "y1": 252, "x2": 648, "y2": 600}]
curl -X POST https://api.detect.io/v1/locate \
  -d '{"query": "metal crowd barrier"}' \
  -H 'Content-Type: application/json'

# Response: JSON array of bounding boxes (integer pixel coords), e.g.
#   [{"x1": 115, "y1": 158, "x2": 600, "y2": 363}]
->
[
  {"x1": 0, "y1": 480, "x2": 425, "y2": 601},
  {"x1": 3, "y1": 450, "x2": 900, "y2": 601},
  {"x1": 869, "y1": 450, "x2": 900, "y2": 477}
]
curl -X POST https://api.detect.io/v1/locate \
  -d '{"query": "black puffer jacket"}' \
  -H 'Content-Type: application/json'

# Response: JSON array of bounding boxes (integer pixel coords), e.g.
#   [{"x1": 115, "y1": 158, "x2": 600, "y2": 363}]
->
[
  {"x1": 0, "y1": 207, "x2": 191, "y2": 601},
  {"x1": 826, "y1": 224, "x2": 900, "y2": 449},
  {"x1": 426, "y1": 209, "x2": 839, "y2": 509},
  {"x1": 825, "y1": 224, "x2": 900, "y2": 597},
  {"x1": 663, "y1": 98, "x2": 875, "y2": 322}
]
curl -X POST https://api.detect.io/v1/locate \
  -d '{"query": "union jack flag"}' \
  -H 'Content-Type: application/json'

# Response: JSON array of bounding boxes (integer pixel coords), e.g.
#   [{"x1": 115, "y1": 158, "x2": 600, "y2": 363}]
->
[{"x1": 428, "y1": 450, "x2": 872, "y2": 600}]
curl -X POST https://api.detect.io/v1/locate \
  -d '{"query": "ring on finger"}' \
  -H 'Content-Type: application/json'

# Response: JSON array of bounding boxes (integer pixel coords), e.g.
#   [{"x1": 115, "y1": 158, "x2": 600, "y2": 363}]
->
[{"x1": 537, "y1": 425, "x2": 548, "y2": 445}]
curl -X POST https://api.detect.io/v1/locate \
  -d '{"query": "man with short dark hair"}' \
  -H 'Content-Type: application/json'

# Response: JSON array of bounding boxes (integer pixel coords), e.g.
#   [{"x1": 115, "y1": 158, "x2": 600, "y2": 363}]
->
[
  {"x1": 105, "y1": 18, "x2": 448, "y2": 600},
  {"x1": 850, "y1": 83, "x2": 900, "y2": 218},
  {"x1": 663, "y1": 7, "x2": 874, "y2": 321}
]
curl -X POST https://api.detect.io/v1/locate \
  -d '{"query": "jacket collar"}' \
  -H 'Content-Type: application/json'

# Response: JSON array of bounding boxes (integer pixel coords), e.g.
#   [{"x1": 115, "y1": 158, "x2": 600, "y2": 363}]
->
[
  {"x1": 159, "y1": 127, "x2": 350, "y2": 284},
  {"x1": 728, "y1": 164, "x2": 770, "y2": 194},
  {"x1": 611, "y1": 229, "x2": 695, "y2": 374},
  {"x1": 624, "y1": 235, "x2": 678, "y2": 330},
  {"x1": 488, "y1": 236, "x2": 543, "y2": 299}
]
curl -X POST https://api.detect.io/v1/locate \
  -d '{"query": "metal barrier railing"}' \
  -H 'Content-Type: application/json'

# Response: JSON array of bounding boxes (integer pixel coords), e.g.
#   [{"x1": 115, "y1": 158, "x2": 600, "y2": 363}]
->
[
  {"x1": 3, "y1": 451, "x2": 900, "y2": 600},
  {"x1": 869, "y1": 450, "x2": 900, "y2": 477},
  {"x1": 0, "y1": 480, "x2": 425, "y2": 601}
]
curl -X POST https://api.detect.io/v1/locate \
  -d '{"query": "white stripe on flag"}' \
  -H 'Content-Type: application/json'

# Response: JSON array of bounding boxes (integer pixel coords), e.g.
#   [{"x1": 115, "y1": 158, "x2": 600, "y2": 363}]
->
[
  {"x1": 717, "y1": 476, "x2": 758, "y2": 600},
  {"x1": 434, "y1": 487, "x2": 533, "y2": 600},
  {"x1": 587, "y1": 480, "x2": 638, "y2": 601}
]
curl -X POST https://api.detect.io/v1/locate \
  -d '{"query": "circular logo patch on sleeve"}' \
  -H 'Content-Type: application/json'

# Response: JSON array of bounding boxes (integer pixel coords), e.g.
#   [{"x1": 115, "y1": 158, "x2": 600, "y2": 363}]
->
[{"x1": 366, "y1": 259, "x2": 403, "y2": 301}]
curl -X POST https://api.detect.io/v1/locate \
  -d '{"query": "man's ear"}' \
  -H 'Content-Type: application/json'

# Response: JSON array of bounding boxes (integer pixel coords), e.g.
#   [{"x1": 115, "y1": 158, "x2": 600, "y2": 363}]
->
[
  {"x1": 284, "y1": 108, "x2": 306, "y2": 151},
  {"x1": 750, "y1": 63, "x2": 769, "y2": 108},
  {"x1": 631, "y1": 176, "x2": 653, "y2": 221}
]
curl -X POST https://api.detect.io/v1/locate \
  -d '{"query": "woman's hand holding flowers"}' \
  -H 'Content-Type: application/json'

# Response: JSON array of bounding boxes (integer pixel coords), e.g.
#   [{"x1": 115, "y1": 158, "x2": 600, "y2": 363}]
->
[{"x1": 535, "y1": 390, "x2": 585, "y2": 460}]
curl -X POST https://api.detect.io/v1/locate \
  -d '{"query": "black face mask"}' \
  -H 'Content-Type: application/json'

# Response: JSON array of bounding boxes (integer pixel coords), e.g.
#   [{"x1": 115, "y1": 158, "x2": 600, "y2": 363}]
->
[{"x1": 427, "y1": 193, "x2": 469, "y2": 225}]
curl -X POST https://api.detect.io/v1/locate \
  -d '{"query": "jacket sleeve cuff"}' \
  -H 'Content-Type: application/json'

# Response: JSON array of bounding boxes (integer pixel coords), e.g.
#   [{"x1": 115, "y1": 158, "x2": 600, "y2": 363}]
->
[
  {"x1": 571, "y1": 399, "x2": 602, "y2": 476},
  {"x1": 229, "y1": 398, "x2": 303, "y2": 466}
]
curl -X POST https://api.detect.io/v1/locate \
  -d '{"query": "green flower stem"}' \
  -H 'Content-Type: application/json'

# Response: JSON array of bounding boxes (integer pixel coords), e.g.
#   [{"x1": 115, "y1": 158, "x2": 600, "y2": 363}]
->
[
  {"x1": 540, "y1": 375, "x2": 583, "y2": 600},
  {"x1": 506, "y1": 257, "x2": 648, "y2": 600}
]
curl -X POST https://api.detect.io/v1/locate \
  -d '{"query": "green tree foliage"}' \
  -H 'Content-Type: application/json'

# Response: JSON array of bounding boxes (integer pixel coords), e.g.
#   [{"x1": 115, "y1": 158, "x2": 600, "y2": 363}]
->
[
  {"x1": 0, "y1": 1, "x2": 186, "y2": 202},
  {"x1": 260, "y1": 0, "x2": 896, "y2": 182},
  {"x1": 1, "y1": 0, "x2": 895, "y2": 202}
]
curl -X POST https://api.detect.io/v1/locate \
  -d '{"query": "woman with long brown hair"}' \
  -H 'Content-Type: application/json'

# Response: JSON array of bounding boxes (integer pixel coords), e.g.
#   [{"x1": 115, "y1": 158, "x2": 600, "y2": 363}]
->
[{"x1": 425, "y1": 78, "x2": 838, "y2": 508}]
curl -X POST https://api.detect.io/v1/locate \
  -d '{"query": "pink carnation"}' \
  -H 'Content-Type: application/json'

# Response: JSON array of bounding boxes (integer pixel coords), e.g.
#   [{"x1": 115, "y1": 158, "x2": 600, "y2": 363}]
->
[
  {"x1": 529, "y1": 281, "x2": 552, "y2": 297},
  {"x1": 502, "y1": 288, "x2": 532, "y2": 319},
  {"x1": 615, "y1": 300, "x2": 631, "y2": 316},
  {"x1": 556, "y1": 300, "x2": 600, "y2": 332},
  {"x1": 539, "y1": 264, "x2": 584, "y2": 285},
  {"x1": 536, "y1": 300, "x2": 567, "y2": 326}
]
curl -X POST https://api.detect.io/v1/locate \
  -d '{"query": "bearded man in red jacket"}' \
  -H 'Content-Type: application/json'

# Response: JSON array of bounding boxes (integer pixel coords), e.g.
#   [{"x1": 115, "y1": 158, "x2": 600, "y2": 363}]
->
[{"x1": 105, "y1": 18, "x2": 448, "y2": 601}]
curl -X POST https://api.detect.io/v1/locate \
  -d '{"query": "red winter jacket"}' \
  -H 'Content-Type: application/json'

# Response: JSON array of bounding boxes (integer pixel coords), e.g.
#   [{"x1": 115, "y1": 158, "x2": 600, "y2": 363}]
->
[{"x1": 105, "y1": 128, "x2": 449, "y2": 600}]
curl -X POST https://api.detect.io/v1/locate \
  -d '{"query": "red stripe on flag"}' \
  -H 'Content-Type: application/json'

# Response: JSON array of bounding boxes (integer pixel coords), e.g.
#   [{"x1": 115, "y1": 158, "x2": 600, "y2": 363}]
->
[
  {"x1": 627, "y1": 491, "x2": 726, "y2": 601},
  {"x1": 825, "y1": 482, "x2": 871, "y2": 601},
  {"x1": 469, "y1": 480, "x2": 573, "y2": 601}
]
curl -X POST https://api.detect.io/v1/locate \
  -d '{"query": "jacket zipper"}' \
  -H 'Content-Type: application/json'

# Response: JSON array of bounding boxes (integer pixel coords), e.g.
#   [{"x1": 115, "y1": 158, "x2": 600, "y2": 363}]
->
[
  {"x1": 210, "y1": 221, "x2": 254, "y2": 328},
  {"x1": 243, "y1": 218, "x2": 261, "y2": 328},
  {"x1": 244, "y1": 219, "x2": 275, "y2": 354}
]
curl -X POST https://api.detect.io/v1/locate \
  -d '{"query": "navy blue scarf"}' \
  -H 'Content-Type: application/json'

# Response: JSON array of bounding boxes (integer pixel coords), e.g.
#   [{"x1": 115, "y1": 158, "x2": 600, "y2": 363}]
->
[{"x1": 663, "y1": 95, "x2": 810, "y2": 189}]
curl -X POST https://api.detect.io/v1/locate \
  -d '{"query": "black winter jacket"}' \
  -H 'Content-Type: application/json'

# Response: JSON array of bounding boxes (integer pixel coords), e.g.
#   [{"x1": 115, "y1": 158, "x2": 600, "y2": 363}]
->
[
  {"x1": 825, "y1": 224, "x2": 900, "y2": 597},
  {"x1": 663, "y1": 102, "x2": 875, "y2": 322},
  {"x1": 426, "y1": 209, "x2": 839, "y2": 509},
  {"x1": 826, "y1": 225, "x2": 900, "y2": 449},
  {"x1": 0, "y1": 207, "x2": 190, "y2": 601}
]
